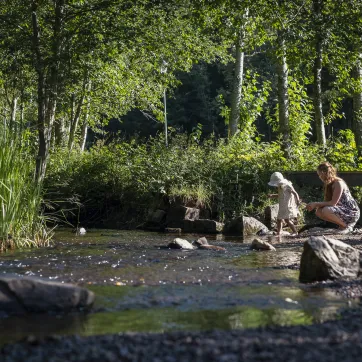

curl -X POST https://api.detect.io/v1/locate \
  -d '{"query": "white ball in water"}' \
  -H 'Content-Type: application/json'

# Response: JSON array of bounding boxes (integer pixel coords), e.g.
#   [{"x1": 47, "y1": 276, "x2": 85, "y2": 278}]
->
[{"x1": 79, "y1": 227, "x2": 86, "y2": 235}]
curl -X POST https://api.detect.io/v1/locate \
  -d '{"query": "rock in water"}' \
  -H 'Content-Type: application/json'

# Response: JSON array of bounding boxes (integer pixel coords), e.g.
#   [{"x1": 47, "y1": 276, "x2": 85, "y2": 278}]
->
[
  {"x1": 0, "y1": 276, "x2": 94, "y2": 316},
  {"x1": 193, "y1": 237, "x2": 209, "y2": 247},
  {"x1": 223, "y1": 216, "x2": 270, "y2": 236},
  {"x1": 299, "y1": 236, "x2": 361, "y2": 283},
  {"x1": 250, "y1": 238, "x2": 276, "y2": 251},
  {"x1": 192, "y1": 237, "x2": 226, "y2": 251},
  {"x1": 198, "y1": 244, "x2": 226, "y2": 251},
  {"x1": 167, "y1": 238, "x2": 195, "y2": 250}
]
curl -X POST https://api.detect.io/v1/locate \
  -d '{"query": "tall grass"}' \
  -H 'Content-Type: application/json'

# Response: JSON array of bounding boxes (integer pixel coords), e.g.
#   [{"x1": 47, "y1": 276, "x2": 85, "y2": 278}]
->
[{"x1": 0, "y1": 127, "x2": 52, "y2": 250}]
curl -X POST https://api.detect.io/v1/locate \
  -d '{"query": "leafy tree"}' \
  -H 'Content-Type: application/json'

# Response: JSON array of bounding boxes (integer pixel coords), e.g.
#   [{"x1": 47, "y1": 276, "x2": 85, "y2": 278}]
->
[{"x1": 0, "y1": 0, "x2": 229, "y2": 181}]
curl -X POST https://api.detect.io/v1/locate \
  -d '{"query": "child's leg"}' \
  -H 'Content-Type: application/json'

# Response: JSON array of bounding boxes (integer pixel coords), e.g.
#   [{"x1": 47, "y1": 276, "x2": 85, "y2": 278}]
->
[
  {"x1": 285, "y1": 219, "x2": 297, "y2": 234},
  {"x1": 276, "y1": 219, "x2": 283, "y2": 235}
]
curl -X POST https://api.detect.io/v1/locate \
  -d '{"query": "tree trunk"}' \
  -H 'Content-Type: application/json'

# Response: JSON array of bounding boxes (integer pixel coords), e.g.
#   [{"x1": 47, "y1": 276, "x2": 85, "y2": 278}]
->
[
  {"x1": 54, "y1": 117, "x2": 65, "y2": 146},
  {"x1": 276, "y1": 30, "x2": 290, "y2": 158},
  {"x1": 313, "y1": 0, "x2": 326, "y2": 147},
  {"x1": 228, "y1": 10, "x2": 248, "y2": 137},
  {"x1": 80, "y1": 122, "x2": 88, "y2": 152},
  {"x1": 31, "y1": 1, "x2": 47, "y2": 182},
  {"x1": 68, "y1": 81, "x2": 87, "y2": 150},
  {"x1": 10, "y1": 96, "x2": 18, "y2": 131},
  {"x1": 31, "y1": 0, "x2": 64, "y2": 182},
  {"x1": 19, "y1": 101, "x2": 24, "y2": 136},
  {"x1": 352, "y1": 57, "x2": 362, "y2": 157},
  {"x1": 80, "y1": 81, "x2": 91, "y2": 152}
]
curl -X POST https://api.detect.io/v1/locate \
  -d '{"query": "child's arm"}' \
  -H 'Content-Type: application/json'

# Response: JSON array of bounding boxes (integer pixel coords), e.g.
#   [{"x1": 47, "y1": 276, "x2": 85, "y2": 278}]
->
[
  {"x1": 291, "y1": 189, "x2": 301, "y2": 204},
  {"x1": 268, "y1": 193, "x2": 278, "y2": 198}
]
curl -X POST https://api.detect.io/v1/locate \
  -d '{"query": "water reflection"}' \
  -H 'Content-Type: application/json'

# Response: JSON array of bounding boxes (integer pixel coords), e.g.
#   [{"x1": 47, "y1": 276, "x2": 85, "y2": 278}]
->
[
  {"x1": 0, "y1": 313, "x2": 88, "y2": 345},
  {"x1": 0, "y1": 302, "x2": 349, "y2": 345}
]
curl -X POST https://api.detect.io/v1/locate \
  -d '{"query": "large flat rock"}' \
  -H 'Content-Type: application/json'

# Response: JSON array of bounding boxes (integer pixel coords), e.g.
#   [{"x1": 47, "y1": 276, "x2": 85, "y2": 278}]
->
[
  {"x1": 299, "y1": 236, "x2": 361, "y2": 283},
  {"x1": 0, "y1": 276, "x2": 94, "y2": 316}
]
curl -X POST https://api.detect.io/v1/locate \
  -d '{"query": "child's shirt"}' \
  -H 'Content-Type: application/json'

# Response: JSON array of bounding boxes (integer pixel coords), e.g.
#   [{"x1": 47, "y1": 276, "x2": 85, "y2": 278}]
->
[{"x1": 277, "y1": 180, "x2": 299, "y2": 219}]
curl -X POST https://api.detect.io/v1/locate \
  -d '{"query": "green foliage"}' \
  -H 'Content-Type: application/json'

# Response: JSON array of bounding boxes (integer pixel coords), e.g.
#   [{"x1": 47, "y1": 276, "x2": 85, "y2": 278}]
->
[
  {"x1": 46, "y1": 128, "x2": 341, "y2": 226},
  {"x1": 0, "y1": 127, "x2": 52, "y2": 250},
  {"x1": 325, "y1": 129, "x2": 358, "y2": 170},
  {"x1": 2, "y1": 0, "x2": 362, "y2": 230}
]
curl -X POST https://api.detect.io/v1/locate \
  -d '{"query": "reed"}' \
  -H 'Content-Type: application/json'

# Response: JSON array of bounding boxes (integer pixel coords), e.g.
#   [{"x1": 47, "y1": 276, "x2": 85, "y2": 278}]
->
[{"x1": 0, "y1": 127, "x2": 52, "y2": 250}]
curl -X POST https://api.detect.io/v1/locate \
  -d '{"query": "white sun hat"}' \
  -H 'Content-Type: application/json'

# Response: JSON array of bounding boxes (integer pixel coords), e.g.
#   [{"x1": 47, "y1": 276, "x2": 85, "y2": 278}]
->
[{"x1": 268, "y1": 172, "x2": 285, "y2": 186}]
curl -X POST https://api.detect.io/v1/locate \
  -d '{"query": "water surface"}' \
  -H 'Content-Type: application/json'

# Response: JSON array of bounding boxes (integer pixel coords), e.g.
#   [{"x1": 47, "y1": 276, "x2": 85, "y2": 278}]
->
[{"x1": 0, "y1": 229, "x2": 356, "y2": 344}]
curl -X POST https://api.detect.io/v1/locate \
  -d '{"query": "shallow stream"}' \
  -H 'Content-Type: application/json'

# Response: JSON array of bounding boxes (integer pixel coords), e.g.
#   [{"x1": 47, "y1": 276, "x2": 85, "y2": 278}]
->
[{"x1": 0, "y1": 229, "x2": 357, "y2": 344}]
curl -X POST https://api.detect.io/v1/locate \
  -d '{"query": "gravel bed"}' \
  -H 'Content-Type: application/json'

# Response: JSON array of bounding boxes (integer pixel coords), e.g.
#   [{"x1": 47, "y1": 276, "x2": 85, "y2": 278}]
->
[{"x1": 1, "y1": 306, "x2": 362, "y2": 362}]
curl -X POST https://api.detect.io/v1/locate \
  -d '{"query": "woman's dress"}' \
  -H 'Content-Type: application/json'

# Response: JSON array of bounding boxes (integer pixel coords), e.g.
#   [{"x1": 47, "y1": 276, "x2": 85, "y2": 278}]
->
[{"x1": 328, "y1": 182, "x2": 360, "y2": 226}]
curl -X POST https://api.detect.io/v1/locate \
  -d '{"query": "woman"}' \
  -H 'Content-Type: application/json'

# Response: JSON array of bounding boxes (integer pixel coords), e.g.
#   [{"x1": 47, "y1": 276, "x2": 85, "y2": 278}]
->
[{"x1": 306, "y1": 162, "x2": 360, "y2": 234}]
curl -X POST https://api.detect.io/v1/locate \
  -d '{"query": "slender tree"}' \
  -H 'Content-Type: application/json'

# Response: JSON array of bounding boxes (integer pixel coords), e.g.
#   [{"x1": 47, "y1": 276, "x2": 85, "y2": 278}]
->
[
  {"x1": 229, "y1": 9, "x2": 249, "y2": 137},
  {"x1": 312, "y1": 0, "x2": 326, "y2": 146},
  {"x1": 352, "y1": 56, "x2": 362, "y2": 154}
]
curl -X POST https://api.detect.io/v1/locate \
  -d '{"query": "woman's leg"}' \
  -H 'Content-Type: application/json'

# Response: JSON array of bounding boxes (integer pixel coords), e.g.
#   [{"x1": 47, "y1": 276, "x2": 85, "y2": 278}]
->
[
  {"x1": 285, "y1": 219, "x2": 297, "y2": 234},
  {"x1": 315, "y1": 207, "x2": 347, "y2": 228}
]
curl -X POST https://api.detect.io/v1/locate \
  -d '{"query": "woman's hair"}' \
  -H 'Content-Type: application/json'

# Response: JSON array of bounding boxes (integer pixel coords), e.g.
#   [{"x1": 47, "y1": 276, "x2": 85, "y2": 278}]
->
[{"x1": 317, "y1": 162, "x2": 342, "y2": 200}]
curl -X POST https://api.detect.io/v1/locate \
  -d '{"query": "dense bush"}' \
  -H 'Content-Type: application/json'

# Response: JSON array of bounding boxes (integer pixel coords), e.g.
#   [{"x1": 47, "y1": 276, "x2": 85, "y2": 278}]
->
[{"x1": 45, "y1": 128, "x2": 362, "y2": 227}]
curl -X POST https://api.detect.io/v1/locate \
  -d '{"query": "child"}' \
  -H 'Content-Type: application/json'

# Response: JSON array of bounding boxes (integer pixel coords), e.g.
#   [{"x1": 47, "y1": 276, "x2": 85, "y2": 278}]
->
[{"x1": 268, "y1": 172, "x2": 301, "y2": 236}]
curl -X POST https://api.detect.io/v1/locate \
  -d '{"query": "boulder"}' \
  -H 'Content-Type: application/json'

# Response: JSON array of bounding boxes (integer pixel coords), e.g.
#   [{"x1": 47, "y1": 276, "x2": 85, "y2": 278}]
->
[
  {"x1": 164, "y1": 228, "x2": 182, "y2": 233},
  {"x1": 183, "y1": 219, "x2": 224, "y2": 234},
  {"x1": 223, "y1": 216, "x2": 243, "y2": 236},
  {"x1": 143, "y1": 209, "x2": 167, "y2": 231},
  {"x1": 198, "y1": 244, "x2": 226, "y2": 251},
  {"x1": 193, "y1": 237, "x2": 209, "y2": 246},
  {"x1": 165, "y1": 206, "x2": 200, "y2": 228},
  {"x1": 264, "y1": 204, "x2": 279, "y2": 229},
  {"x1": 192, "y1": 237, "x2": 226, "y2": 251},
  {"x1": 299, "y1": 236, "x2": 361, "y2": 283},
  {"x1": 0, "y1": 276, "x2": 94, "y2": 316},
  {"x1": 298, "y1": 227, "x2": 337, "y2": 236},
  {"x1": 166, "y1": 238, "x2": 195, "y2": 250},
  {"x1": 223, "y1": 216, "x2": 270, "y2": 236},
  {"x1": 147, "y1": 209, "x2": 166, "y2": 224},
  {"x1": 244, "y1": 217, "x2": 269, "y2": 236},
  {"x1": 251, "y1": 238, "x2": 276, "y2": 251},
  {"x1": 199, "y1": 208, "x2": 212, "y2": 219}
]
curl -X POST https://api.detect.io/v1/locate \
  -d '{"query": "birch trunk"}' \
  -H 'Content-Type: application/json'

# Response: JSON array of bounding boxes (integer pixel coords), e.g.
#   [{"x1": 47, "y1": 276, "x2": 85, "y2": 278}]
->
[
  {"x1": 10, "y1": 96, "x2": 18, "y2": 131},
  {"x1": 276, "y1": 30, "x2": 290, "y2": 158},
  {"x1": 32, "y1": 0, "x2": 64, "y2": 182},
  {"x1": 54, "y1": 117, "x2": 65, "y2": 146},
  {"x1": 31, "y1": 0, "x2": 47, "y2": 182},
  {"x1": 80, "y1": 81, "x2": 91, "y2": 152},
  {"x1": 313, "y1": 0, "x2": 326, "y2": 146},
  {"x1": 68, "y1": 81, "x2": 87, "y2": 150},
  {"x1": 228, "y1": 10, "x2": 248, "y2": 137},
  {"x1": 80, "y1": 121, "x2": 88, "y2": 152},
  {"x1": 352, "y1": 57, "x2": 362, "y2": 157}
]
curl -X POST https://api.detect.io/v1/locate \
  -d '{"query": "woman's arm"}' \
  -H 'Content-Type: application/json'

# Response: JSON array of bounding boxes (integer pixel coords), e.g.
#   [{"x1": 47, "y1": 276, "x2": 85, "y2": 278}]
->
[{"x1": 306, "y1": 181, "x2": 344, "y2": 211}]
